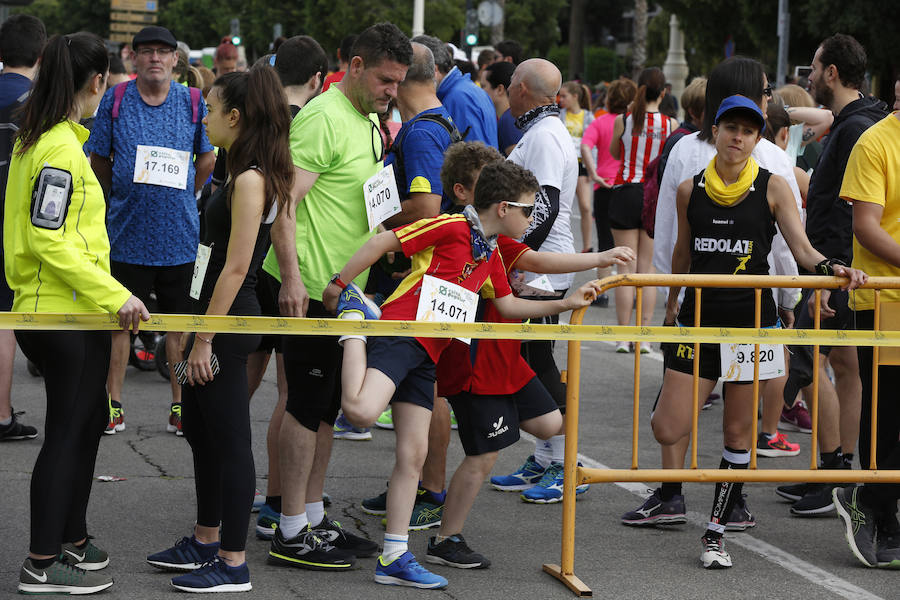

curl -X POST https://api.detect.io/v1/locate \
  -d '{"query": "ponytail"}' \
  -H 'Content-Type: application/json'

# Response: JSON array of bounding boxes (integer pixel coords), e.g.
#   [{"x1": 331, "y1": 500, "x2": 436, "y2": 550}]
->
[
  {"x1": 17, "y1": 32, "x2": 108, "y2": 155},
  {"x1": 562, "y1": 80, "x2": 589, "y2": 111},
  {"x1": 630, "y1": 67, "x2": 666, "y2": 136},
  {"x1": 217, "y1": 65, "x2": 294, "y2": 217}
]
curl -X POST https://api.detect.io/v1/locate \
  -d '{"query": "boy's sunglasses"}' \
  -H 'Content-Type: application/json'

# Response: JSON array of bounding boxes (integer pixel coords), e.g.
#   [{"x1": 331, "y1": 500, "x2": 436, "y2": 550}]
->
[{"x1": 505, "y1": 200, "x2": 535, "y2": 217}]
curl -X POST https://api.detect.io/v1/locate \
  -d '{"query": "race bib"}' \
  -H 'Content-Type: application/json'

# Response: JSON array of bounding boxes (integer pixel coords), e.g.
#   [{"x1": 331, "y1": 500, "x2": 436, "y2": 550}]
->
[
  {"x1": 364, "y1": 164, "x2": 401, "y2": 231},
  {"x1": 189, "y1": 243, "x2": 212, "y2": 300},
  {"x1": 720, "y1": 343, "x2": 786, "y2": 382},
  {"x1": 415, "y1": 275, "x2": 478, "y2": 344},
  {"x1": 133, "y1": 145, "x2": 190, "y2": 190}
]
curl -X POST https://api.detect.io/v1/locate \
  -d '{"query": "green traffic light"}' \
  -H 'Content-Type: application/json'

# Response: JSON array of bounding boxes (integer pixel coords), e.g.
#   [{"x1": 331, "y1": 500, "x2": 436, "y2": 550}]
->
[
  {"x1": 232, "y1": 36, "x2": 242, "y2": 45},
  {"x1": 465, "y1": 33, "x2": 478, "y2": 46}
]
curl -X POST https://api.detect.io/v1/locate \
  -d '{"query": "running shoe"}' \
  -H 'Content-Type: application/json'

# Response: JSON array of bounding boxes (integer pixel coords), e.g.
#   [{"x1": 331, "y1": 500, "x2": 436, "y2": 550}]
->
[
  {"x1": 449, "y1": 409, "x2": 458, "y2": 430},
  {"x1": 702, "y1": 393, "x2": 720, "y2": 411},
  {"x1": 256, "y1": 504, "x2": 280, "y2": 540},
  {"x1": 877, "y1": 533, "x2": 900, "y2": 569},
  {"x1": 490, "y1": 455, "x2": 546, "y2": 491},
  {"x1": 375, "y1": 408, "x2": 394, "y2": 430},
  {"x1": 408, "y1": 488, "x2": 444, "y2": 530},
  {"x1": 780, "y1": 400, "x2": 812, "y2": 433},
  {"x1": 337, "y1": 283, "x2": 382, "y2": 321},
  {"x1": 833, "y1": 486, "x2": 877, "y2": 567},
  {"x1": 520, "y1": 462, "x2": 590, "y2": 504},
  {"x1": 0, "y1": 409, "x2": 37, "y2": 441},
  {"x1": 311, "y1": 515, "x2": 379, "y2": 558},
  {"x1": 725, "y1": 495, "x2": 756, "y2": 531},
  {"x1": 18, "y1": 557, "x2": 113, "y2": 595},
  {"x1": 615, "y1": 341, "x2": 630, "y2": 353},
  {"x1": 375, "y1": 551, "x2": 448, "y2": 589},
  {"x1": 104, "y1": 398, "x2": 125, "y2": 435},
  {"x1": 147, "y1": 536, "x2": 220, "y2": 571},
  {"x1": 700, "y1": 534, "x2": 732, "y2": 569},
  {"x1": 166, "y1": 402, "x2": 183, "y2": 436},
  {"x1": 621, "y1": 488, "x2": 688, "y2": 526},
  {"x1": 361, "y1": 488, "x2": 388, "y2": 516},
  {"x1": 790, "y1": 483, "x2": 845, "y2": 516},
  {"x1": 426, "y1": 534, "x2": 490, "y2": 569},
  {"x1": 61, "y1": 539, "x2": 109, "y2": 571},
  {"x1": 775, "y1": 482, "x2": 809, "y2": 502},
  {"x1": 268, "y1": 526, "x2": 356, "y2": 571},
  {"x1": 333, "y1": 413, "x2": 373, "y2": 441},
  {"x1": 756, "y1": 432, "x2": 800, "y2": 457},
  {"x1": 171, "y1": 556, "x2": 251, "y2": 593}
]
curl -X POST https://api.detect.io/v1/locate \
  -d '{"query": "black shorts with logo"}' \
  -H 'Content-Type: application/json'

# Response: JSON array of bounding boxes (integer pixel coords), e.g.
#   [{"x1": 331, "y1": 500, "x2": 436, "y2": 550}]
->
[
  {"x1": 448, "y1": 377, "x2": 557, "y2": 456},
  {"x1": 111, "y1": 260, "x2": 193, "y2": 314}
]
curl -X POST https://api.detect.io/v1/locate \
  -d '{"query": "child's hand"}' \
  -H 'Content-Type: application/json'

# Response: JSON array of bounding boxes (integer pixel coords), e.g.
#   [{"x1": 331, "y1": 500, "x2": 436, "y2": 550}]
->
[
  {"x1": 597, "y1": 246, "x2": 636, "y2": 268},
  {"x1": 566, "y1": 281, "x2": 603, "y2": 310}
]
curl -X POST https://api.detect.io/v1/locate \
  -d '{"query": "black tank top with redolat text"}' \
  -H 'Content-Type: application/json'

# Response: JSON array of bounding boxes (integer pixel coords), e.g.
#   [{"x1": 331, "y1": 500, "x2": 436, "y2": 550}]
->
[{"x1": 677, "y1": 168, "x2": 777, "y2": 328}]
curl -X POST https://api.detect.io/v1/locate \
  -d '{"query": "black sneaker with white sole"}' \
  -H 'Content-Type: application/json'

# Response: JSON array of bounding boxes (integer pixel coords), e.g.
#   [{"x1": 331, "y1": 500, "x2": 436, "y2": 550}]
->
[
  {"x1": 18, "y1": 557, "x2": 113, "y2": 594},
  {"x1": 425, "y1": 534, "x2": 490, "y2": 569},
  {"x1": 0, "y1": 410, "x2": 37, "y2": 441},
  {"x1": 790, "y1": 483, "x2": 847, "y2": 516},
  {"x1": 268, "y1": 526, "x2": 356, "y2": 571},
  {"x1": 775, "y1": 482, "x2": 809, "y2": 502},
  {"x1": 311, "y1": 516, "x2": 379, "y2": 558}
]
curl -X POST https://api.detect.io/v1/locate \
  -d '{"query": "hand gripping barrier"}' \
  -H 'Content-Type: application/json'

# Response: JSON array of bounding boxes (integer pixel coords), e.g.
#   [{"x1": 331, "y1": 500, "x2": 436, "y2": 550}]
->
[{"x1": 542, "y1": 274, "x2": 900, "y2": 596}]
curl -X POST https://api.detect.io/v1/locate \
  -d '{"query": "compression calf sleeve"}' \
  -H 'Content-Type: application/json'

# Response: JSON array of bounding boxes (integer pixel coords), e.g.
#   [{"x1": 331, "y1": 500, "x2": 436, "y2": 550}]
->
[{"x1": 707, "y1": 447, "x2": 750, "y2": 534}]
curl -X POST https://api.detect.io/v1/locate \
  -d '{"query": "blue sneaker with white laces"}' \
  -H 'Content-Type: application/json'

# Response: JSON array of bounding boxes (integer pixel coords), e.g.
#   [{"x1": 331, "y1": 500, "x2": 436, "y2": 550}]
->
[
  {"x1": 520, "y1": 461, "x2": 590, "y2": 504},
  {"x1": 147, "y1": 536, "x2": 220, "y2": 571},
  {"x1": 171, "y1": 556, "x2": 252, "y2": 593},
  {"x1": 490, "y1": 455, "x2": 546, "y2": 491},
  {"x1": 375, "y1": 551, "x2": 448, "y2": 589},
  {"x1": 337, "y1": 283, "x2": 382, "y2": 321},
  {"x1": 256, "y1": 503, "x2": 280, "y2": 540},
  {"x1": 333, "y1": 412, "x2": 373, "y2": 440}
]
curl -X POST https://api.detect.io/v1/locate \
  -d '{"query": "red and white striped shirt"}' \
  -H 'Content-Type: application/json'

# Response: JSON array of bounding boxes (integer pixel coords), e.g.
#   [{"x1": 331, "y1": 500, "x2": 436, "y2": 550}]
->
[{"x1": 614, "y1": 111, "x2": 673, "y2": 185}]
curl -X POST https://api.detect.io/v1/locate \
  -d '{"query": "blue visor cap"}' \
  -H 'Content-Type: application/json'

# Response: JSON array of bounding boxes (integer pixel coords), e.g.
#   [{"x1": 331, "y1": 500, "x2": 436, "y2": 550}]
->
[{"x1": 714, "y1": 94, "x2": 766, "y2": 134}]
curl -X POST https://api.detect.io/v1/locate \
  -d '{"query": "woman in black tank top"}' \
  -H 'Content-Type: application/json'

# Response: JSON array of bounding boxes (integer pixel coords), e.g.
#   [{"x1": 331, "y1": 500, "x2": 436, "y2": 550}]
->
[
  {"x1": 147, "y1": 67, "x2": 293, "y2": 591},
  {"x1": 648, "y1": 96, "x2": 866, "y2": 570}
]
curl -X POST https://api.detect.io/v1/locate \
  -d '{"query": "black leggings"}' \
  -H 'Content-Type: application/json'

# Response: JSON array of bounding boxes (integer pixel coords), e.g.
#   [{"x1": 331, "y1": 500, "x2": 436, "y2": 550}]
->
[
  {"x1": 181, "y1": 331, "x2": 260, "y2": 552},
  {"x1": 16, "y1": 330, "x2": 110, "y2": 556}
]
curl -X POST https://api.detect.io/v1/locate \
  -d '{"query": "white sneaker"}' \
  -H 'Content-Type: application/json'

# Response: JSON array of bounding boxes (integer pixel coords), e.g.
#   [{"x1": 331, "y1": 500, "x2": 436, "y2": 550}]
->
[
  {"x1": 700, "y1": 535, "x2": 732, "y2": 569},
  {"x1": 615, "y1": 341, "x2": 630, "y2": 353}
]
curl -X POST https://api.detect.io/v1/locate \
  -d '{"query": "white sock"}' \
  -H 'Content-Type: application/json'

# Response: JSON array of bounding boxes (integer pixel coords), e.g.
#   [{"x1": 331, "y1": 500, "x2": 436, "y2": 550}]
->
[
  {"x1": 548, "y1": 435, "x2": 566, "y2": 463},
  {"x1": 533, "y1": 439, "x2": 553, "y2": 468},
  {"x1": 382, "y1": 533, "x2": 408, "y2": 562},
  {"x1": 306, "y1": 501, "x2": 325, "y2": 527},
  {"x1": 279, "y1": 512, "x2": 308, "y2": 539}
]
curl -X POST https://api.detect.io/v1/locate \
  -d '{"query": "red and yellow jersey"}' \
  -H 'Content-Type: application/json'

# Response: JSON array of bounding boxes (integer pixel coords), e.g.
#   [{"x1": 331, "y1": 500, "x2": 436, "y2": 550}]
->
[
  {"x1": 436, "y1": 235, "x2": 535, "y2": 396},
  {"x1": 381, "y1": 214, "x2": 513, "y2": 362}
]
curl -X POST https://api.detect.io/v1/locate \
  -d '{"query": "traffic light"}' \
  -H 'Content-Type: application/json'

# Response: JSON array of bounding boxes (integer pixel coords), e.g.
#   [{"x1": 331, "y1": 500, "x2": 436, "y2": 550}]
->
[
  {"x1": 231, "y1": 36, "x2": 242, "y2": 45},
  {"x1": 230, "y1": 18, "x2": 241, "y2": 46},
  {"x1": 464, "y1": 8, "x2": 478, "y2": 47}
]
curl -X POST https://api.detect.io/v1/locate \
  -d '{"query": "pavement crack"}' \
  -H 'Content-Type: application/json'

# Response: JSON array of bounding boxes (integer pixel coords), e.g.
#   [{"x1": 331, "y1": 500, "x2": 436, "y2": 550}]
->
[{"x1": 126, "y1": 427, "x2": 170, "y2": 477}]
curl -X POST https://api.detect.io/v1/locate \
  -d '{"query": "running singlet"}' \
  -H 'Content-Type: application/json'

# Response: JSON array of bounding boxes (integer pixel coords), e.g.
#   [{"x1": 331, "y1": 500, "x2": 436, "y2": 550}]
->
[
  {"x1": 615, "y1": 112, "x2": 672, "y2": 185},
  {"x1": 677, "y1": 169, "x2": 777, "y2": 328}
]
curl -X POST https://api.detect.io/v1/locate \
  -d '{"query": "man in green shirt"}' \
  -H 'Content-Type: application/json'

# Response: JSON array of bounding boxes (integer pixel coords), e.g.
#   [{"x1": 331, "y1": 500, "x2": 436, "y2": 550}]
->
[{"x1": 264, "y1": 23, "x2": 412, "y2": 570}]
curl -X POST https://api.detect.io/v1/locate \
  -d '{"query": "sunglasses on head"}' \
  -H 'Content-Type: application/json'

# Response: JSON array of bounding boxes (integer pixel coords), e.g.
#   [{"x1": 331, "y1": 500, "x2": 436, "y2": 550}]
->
[
  {"x1": 763, "y1": 84, "x2": 774, "y2": 98},
  {"x1": 505, "y1": 200, "x2": 534, "y2": 217}
]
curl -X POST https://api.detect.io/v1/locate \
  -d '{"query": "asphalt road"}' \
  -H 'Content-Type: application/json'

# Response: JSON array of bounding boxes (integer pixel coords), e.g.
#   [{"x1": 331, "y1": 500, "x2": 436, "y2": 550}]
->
[{"x1": 1, "y1": 271, "x2": 897, "y2": 600}]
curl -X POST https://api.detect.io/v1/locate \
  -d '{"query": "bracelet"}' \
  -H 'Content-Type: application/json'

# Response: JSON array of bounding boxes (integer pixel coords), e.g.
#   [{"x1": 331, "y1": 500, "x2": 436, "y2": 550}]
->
[{"x1": 196, "y1": 335, "x2": 213, "y2": 345}]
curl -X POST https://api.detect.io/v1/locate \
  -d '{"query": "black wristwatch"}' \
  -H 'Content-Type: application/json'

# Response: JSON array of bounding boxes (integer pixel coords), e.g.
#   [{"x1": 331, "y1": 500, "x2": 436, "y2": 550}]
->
[
  {"x1": 329, "y1": 273, "x2": 348, "y2": 290},
  {"x1": 815, "y1": 258, "x2": 847, "y2": 276}
]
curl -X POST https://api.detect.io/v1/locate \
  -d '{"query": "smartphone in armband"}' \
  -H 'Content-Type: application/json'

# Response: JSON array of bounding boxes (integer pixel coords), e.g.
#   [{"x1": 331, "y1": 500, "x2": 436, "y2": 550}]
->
[{"x1": 30, "y1": 167, "x2": 73, "y2": 230}]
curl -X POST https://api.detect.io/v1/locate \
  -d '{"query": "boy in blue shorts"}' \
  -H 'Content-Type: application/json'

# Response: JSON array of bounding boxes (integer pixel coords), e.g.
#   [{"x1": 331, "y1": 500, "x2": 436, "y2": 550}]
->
[{"x1": 322, "y1": 160, "x2": 601, "y2": 589}]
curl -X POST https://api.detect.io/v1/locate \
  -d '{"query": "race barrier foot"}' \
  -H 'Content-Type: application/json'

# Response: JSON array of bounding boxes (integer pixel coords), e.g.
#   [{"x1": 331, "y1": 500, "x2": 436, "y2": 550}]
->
[{"x1": 542, "y1": 563, "x2": 592, "y2": 597}]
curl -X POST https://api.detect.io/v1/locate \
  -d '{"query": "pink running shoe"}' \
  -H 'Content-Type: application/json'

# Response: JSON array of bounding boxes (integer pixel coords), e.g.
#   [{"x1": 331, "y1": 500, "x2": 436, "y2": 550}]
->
[{"x1": 780, "y1": 400, "x2": 812, "y2": 433}]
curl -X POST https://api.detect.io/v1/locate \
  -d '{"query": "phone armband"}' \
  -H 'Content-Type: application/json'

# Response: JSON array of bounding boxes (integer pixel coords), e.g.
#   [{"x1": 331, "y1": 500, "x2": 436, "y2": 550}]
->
[{"x1": 30, "y1": 167, "x2": 73, "y2": 230}]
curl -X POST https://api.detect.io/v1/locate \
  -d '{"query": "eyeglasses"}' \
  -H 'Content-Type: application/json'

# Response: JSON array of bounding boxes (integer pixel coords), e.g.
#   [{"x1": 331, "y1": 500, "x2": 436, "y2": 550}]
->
[
  {"x1": 504, "y1": 200, "x2": 534, "y2": 217},
  {"x1": 370, "y1": 120, "x2": 385, "y2": 163},
  {"x1": 763, "y1": 84, "x2": 774, "y2": 98},
  {"x1": 137, "y1": 47, "x2": 175, "y2": 57}
]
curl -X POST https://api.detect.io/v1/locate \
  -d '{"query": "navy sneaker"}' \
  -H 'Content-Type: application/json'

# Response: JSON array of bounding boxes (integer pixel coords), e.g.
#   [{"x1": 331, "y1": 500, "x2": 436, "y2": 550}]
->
[
  {"x1": 337, "y1": 283, "x2": 381, "y2": 321},
  {"x1": 490, "y1": 455, "x2": 545, "y2": 492},
  {"x1": 375, "y1": 551, "x2": 448, "y2": 589},
  {"x1": 333, "y1": 412, "x2": 373, "y2": 440},
  {"x1": 255, "y1": 504, "x2": 280, "y2": 540},
  {"x1": 426, "y1": 534, "x2": 490, "y2": 569},
  {"x1": 621, "y1": 488, "x2": 687, "y2": 526},
  {"x1": 147, "y1": 536, "x2": 220, "y2": 571},
  {"x1": 171, "y1": 556, "x2": 251, "y2": 593},
  {"x1": 725, "y1": 495, "x2": 757, "y2": 531}
]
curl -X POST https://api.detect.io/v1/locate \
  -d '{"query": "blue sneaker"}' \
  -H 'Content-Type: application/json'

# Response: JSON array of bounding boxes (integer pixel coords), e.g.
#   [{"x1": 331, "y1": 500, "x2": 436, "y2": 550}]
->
[
  {"x1": 171, "y1": 556, "x2": 251, "y2": 593},
  {"x1": 337, "y1": 283, "x2": 382, "y2": 320},
  {"x1": 147, "y1": 536, "x2": 220, "y2": 571},
  {"x1": 490, "y1": 455, "x2": 546, "y2": 491},
  {"x1": 520, "y1": 462, "x2": 589, "y2": 504},
  {"x1": 256, "y1": 503, "x2": 280, "y2": 540},
  {"x1": 333, "y1": 412, "x2": 373, "y2": 440},
  {"x1": 375, "y1": 551, "x2": 448, "y2": 589}
]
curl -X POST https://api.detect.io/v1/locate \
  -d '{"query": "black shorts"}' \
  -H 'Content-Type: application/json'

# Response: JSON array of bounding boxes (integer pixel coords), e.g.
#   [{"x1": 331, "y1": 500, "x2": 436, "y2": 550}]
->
[
  {"x1": 664, "y1": 322, "x2": 779, "y2": 384},
  {"x1": 367, "y1": 336, "x2": 436, "y2": 411},
  {"x1": 448, "y1": 377, "x2": 558, "y2": 456},
  {"x1": 792, "y1": 288, "x2": 852, "y2": 356},
  {"x1": 111, "y1": 260, "x2": 193, "y2": 314},
  {"x1": 578, "y1": 163, "x2": 588, "y2": 178},
  {"x1": 593, "y1": 187, "x2": 615, "y2": 252},
  {"x1": 282, "y1": 300, "x2": 342, "y2": 431},
  {"x1": 254, "y1": 270, "x2": 282, "y2": 354},
  {"x1": 608, "y1": 183, "x2": 644, "y2": 230}
]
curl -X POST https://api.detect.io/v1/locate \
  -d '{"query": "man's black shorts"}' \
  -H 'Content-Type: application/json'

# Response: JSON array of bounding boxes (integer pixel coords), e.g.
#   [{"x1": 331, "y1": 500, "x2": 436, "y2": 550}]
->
[
  {"x1": 111, "y1": 260, "x2": 193, "y2": 314},
  {"x1": 448, "y1": 377, "x2": 558, "y2": 456},
  {"x1": 254, "y1": 270, "x2": 282, "y2": 354}
]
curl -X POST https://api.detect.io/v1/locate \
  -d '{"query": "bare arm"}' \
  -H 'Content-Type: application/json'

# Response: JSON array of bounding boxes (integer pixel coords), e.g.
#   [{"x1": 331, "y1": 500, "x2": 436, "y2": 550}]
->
[
  {"x1": 322, "y1": 231, "x2": 402, "y2": 312},
  {"x1": 854, "y1": 200, "x2": 900, "y2": 268},
  {"x1": 609, "y1": 114, "x2": 625, "y2": 160},
  {"x1": 666, "y1": 179, "x2": 693, "y2": 322},
  {"x1": 193, "y1": 151, "x2": 216, "y2": 195},
  {"x1": 492, "y1": 280, "x2": 601, "y2": 320},
  {"x1": 271, "y1": 166, "x2": 319, "y2": 317},
  {"x1": 383, "y1": 192, "x2": 442, "y2": 228},
  {"x1": 514, "y1": 246, "x2": 635, "y2": 274},
  {"x1": 89, "y1": 153, "x2": 112, "y2": 199},
  {"x1": 785, "y1": 107, "x2": 834, "y2": 146}
]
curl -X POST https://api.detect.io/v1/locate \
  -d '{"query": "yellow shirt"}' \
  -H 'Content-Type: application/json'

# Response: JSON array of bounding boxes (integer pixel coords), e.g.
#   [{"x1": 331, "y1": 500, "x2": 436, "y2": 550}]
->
[
  {"x1": 841, "y1": 112, "x2": 900, "y2": 310},
  {"x1": 4, "y1": 120, "x2": 131, "y2": 313}
]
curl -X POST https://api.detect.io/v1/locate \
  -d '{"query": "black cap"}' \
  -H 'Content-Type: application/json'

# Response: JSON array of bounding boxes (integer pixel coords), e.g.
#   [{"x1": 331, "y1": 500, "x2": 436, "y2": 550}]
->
[{"x1": 132, "y1": 26, "x2": 177, "y2": 50}]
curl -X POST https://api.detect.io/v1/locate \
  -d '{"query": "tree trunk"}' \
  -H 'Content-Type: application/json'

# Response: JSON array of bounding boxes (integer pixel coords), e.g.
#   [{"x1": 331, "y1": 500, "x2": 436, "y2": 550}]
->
[
  {"x1": 568, "y1": 0, "x2": 586, "y2": 80},
  {"x1": 632, "y1": 0, "x2": 648, "y2": 76}
]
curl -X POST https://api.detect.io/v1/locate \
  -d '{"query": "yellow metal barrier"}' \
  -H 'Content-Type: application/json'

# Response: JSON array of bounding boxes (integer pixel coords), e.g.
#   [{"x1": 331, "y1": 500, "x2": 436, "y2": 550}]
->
[{"x1": 543, "y1": 274, "x2": 900, "y2": 597}]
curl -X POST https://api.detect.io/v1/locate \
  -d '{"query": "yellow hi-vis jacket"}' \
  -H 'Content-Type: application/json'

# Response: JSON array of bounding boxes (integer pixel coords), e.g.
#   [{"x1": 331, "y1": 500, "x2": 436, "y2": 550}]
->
[{"x1": 4, "y1": 120, "x2": 131, "y2": 313}]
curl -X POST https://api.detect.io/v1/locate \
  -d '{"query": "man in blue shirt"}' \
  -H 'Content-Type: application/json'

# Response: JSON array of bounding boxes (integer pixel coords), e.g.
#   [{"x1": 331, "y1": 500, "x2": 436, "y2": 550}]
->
[
  {"x1": 412, "y1": 35, "x2": 497, "y2": 150},
  {"x1": 87, "y1": 26, "x2": 215, "y2": 433}
]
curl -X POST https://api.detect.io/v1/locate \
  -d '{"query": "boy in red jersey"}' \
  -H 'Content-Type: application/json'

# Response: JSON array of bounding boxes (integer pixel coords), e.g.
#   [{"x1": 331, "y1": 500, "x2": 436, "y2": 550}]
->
[{"x1": 322, "y1": 160, "x2": 601, "y2": 589}]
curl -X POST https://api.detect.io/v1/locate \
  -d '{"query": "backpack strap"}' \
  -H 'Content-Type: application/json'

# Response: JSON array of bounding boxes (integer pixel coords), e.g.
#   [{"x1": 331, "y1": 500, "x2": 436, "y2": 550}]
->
[
  {"x1": 389, "y1": 112, "x2": 463, "y2": 193},
  {"x1": 111, "y1": 80, "x2": 131, "y2": 120},
  {"x1": 189, "y1": 87, "x2": 202, "y2": 124}
]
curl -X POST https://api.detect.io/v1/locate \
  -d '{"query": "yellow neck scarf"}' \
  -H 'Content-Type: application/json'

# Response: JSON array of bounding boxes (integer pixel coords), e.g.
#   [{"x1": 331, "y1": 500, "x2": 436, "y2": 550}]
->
[{"x1": 702, "y1": 156, "x2": 759, "y2": 207}]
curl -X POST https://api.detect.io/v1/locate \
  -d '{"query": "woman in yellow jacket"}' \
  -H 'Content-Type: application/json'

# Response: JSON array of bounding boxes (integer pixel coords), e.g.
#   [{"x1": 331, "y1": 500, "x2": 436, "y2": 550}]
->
[{"x1": 5, "y1": 32, "x2": 148, "y2": 595}]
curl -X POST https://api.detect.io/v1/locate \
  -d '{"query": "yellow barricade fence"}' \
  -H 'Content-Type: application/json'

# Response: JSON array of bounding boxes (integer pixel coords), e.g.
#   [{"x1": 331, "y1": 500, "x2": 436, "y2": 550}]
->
[{"x1": 543, "y1": 274, "x2": 900, "y2": 597}]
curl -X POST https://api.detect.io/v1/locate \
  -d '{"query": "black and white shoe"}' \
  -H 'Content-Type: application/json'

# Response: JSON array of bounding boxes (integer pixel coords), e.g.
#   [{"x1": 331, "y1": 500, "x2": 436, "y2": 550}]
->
[
  {"x1": 311, "y1": 516, "x2": 379, "y2": 558},
  {"x1": 775, "y1": 482, "x2": 809, "y2": 502},
  {"x1": 425, "y1": 534, "x2": 490, "y2": 569},
  {"x1": 790, "y1": 484, "x2": 844, "y2": 516},
  {"x1": 700, "y1": 534, "x2": 732, "y2": 569},
  {"x1": 268, "y1": 526, "x2": 356, "y2": 571},
  {"x1": 0, "y1": 410, "x2": 37, "y2": 441}
]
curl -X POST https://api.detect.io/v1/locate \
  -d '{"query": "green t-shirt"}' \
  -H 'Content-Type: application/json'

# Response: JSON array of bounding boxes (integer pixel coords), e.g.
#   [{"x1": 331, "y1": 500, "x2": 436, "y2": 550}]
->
[{"x1": 262, "y1": 86, "x2": 382, "y2": 301}]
